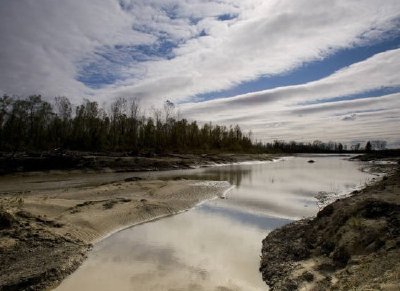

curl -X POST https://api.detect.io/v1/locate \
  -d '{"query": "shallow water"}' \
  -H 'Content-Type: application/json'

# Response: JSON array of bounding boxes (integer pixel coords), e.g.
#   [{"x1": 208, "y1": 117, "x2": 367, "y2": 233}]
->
[{"x1": 56, "y1": 155, "x2": 373, "y2": 291}]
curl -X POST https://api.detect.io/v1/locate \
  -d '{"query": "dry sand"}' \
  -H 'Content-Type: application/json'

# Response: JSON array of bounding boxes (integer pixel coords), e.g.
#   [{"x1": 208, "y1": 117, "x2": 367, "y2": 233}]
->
[
  {"x1": 19, "y1": 178, "x2": 230, "y2": 243},
  {"x1": 0, "y1": 172, "x2": 231, "y2": 290}
]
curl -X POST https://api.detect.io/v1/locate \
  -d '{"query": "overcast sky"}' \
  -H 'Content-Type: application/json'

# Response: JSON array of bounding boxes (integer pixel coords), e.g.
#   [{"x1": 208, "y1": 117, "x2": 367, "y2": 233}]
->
[{"x1": 1, "y1": 0, "x2": 399, "y2": 146}]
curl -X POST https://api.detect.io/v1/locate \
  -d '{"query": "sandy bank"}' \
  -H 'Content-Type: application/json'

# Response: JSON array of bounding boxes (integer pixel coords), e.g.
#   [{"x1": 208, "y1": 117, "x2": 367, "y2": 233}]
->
[
  {"x1": 260, "y1": 159, "x2": 400, "y2": 290},
  {"x1": 0, "y1": 152, "x2": 275, "y2": 175},
  {"x1": 0, "y1": 173, "x2": 231, "y2": 290}
]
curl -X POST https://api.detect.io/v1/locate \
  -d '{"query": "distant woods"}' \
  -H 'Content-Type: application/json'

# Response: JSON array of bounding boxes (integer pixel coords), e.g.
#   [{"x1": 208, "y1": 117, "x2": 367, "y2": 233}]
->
[
  {"x1": 0, "y1": 95, "x2": 254, "y2": 153},
  {"x1": 0, "y1": 95, "x2": 387, "y2": 154}
]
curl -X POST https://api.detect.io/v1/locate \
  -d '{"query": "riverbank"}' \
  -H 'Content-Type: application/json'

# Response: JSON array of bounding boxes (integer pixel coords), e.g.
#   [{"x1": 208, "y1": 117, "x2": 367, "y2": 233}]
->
[
  {"x1": 1, "y1": 152, "x2": 278, "y2": 290},
  {"x1": 0, "y1": 171, "x2": 232, "y2": 290},
  {"x1": 0, "y1": 151, "x2": 275, "y2": 175},
  {"x1": 260, "y1": 158, "x2": 400, "y2": 290}
]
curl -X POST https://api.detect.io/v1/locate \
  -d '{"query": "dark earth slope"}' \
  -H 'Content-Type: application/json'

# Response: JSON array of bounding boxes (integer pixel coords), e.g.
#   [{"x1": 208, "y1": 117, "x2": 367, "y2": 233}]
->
[{"x1": 260, "y1": 163, "x2": 400, "y2": 290}]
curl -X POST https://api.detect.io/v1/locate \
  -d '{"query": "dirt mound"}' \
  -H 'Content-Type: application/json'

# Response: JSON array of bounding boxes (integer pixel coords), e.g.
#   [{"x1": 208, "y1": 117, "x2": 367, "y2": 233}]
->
[
  {"x1": 0, "y1": 210, "x2": 89, "y2": 290},
  {"x1": 260, "y1": 168, "x2": 400, "y2": 290},
  {"x1": 0, "y1": 210, "x2": 15, "y2": 229}
]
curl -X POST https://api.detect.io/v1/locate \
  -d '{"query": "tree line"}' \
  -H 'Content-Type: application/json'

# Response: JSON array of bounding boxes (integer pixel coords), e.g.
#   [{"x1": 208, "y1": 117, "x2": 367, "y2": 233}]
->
[
  {"x1": 0, "y1": 95, "x2": 254, "y2": 153},
  {"x1": 0, "y1": 95, "x2": 387, "y2": 154},
  {"x1": 258, "y1": 139, "x2": 386, "y2": 153}
]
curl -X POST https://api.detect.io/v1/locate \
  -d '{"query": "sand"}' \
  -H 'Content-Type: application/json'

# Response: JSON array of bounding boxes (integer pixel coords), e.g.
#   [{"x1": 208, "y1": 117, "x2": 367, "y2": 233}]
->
[
  {"x1": 21, "y1": 178, "x2": 230, "y2": 243},
  {"x1": 0, "y1": 172, "x2": 231, "y2": 290}
]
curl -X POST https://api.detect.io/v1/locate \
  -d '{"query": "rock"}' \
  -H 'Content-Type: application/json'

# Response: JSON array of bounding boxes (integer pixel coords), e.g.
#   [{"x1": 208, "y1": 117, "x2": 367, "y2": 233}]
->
[
  {"x1": 299, "y1": 271, "x2": 314, "y2": 282},
  {"x1": 308, "y1": 160, "x2": 315, "y2": 163},
  {"x1": 16, "y1": 210, "x2": 35, "y2": 219},
  {"x1": 124, "y1": 176, "x2": 142, "y2": 182},
  {"x1": 317, "y1": 204, "x2": 334, "y2": 218},
  {"x1": 360, "y1": 200, "x2": 399, "y2": 219},
  {"x1": 102, "y1": 200, "x2": 117, "y2": 210},
  {"x1": 332, "y1": 246, "x2": 350, "y2": 268},
  {"x1": 320, "y1": 241, "x2": 335, "y2": 255},
  {"x1": 0, "y1": 211, "x2": 15, "y2": 229}
]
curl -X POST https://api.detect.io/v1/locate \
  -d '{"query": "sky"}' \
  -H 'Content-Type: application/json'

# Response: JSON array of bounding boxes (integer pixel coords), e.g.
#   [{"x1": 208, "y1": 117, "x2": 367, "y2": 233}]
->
[{"x1": 1, "y1": 0, "x2": 400, "y2": 147}]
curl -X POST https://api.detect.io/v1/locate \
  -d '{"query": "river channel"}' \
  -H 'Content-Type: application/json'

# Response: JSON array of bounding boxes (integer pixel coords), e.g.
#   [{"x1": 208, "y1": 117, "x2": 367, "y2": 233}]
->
[{"x1": 56, "y1": 155, "x2": 373, "y2": 291}]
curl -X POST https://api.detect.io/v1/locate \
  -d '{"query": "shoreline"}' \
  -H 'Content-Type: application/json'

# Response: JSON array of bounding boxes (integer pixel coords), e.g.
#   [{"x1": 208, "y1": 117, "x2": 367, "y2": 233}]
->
[
  {"x1": 92, "y1": 184, "x2": 236, "y2": 245},
  {"x1": 1, "y1": 153, "x2": 391, "y2": 290},
  {"x1": 0, "y1": 152, "x2": 277, "y2": 176},
  {"x1": 260, "y1": 157, "x2": 400, "y2": 290},
  {"x1": 0, "y1": 155, "x2": 251, "y2": 290}
]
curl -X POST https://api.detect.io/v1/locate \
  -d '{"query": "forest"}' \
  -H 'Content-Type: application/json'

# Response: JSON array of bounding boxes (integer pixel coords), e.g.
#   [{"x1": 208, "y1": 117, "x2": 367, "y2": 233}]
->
[{"x1": 0, "y1": 95, "x2": 386, "y2": 154}]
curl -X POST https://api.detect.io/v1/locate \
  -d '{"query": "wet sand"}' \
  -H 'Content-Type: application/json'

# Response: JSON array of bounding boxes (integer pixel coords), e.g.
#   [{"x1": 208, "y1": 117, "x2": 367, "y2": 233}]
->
[
  {"x1": 0, "y1": 173, "x2": 231, "y2": 290},
  {"x1": 19, "y1": 178, "x2": 232, "y2": 243}
]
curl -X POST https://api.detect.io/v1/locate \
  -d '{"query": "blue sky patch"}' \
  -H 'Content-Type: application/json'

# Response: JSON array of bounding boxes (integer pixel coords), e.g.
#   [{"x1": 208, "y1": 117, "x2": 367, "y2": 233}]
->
[
  {"x1": 217, "y1": 13, "x2": 238, "y2": 21},
  {"x1": 162, "y1": 4, "x2": 180, "y2": 20},
  {"x1": 195, "y1": 34, "x2": 400, "y2": 101},
  {"x1": 301, "y1": 87, "x2": 400, "y2": 106},
  {"x1": 77, "y1": 38, "x2": 178, "y2": 89}
]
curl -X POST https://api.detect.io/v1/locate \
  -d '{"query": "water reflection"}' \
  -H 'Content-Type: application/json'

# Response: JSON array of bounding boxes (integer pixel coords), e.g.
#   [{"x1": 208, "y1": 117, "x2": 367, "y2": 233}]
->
[
  {"x1": 58, "y1": 210, "x2": 269, "y2": 291},
  {"x1": 199, "y1": 204, "x2": 293, "y2": 230},
  {"x1": 203, "y1": 167, "x2": 253, "y2": 187},
  {"x1": 159, "y1": 166, "x2": 252, "y2": 187},
  {"x1": 56, "y1": 155, "x2": 372, "y2": 291}
]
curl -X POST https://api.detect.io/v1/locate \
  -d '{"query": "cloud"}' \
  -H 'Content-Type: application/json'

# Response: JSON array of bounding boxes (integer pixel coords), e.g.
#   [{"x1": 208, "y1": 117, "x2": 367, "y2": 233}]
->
[
  {"x1": 1, "y1": 0, "x2": 399, "y2": 105},
  {"x1": 341, "y1": 114, "x2": 357, "y2": 121},
  {"x1": 180, "y1": 48, "x2": 400, "y2": 120},
  {"x1": 99, "y1": 0, "x2": 400, "y2": 104},
  {"x1": 0, "y1": 0, "x2": 155, "y2": 100},
  {"x1": 179, "y1": 50, "x2": 400, "y2": 147}
]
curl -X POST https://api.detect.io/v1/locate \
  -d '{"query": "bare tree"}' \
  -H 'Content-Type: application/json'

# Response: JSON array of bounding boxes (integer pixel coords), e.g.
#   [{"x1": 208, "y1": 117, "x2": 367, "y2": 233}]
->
[
  {"x1": 351, "y1": 143, "x2": 361, "y2": 151},
  {"x1": 163, "y1": 100, "x2": 176, "y2": 123},
  {"x1": 128, "y1": 97, "x2": 140, "y2": 120},
  {"x1": 370, "y1": 140, "x2": 387, "y2": 150},
  {"x1": 54, "y1": 96, "x2": 72, "y2": 121},
  {"x1": 365, "y1": 141, "x2": 372, "y2": 152}
]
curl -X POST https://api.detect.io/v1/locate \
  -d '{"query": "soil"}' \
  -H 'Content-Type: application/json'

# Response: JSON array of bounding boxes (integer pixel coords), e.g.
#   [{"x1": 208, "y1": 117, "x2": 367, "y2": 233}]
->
[
  {"x1": 260, "y1": 157, "x2": 400, "y2": 290},
  {"x1": 0, "y1": 210, "x2": 89, "y2": 290}
]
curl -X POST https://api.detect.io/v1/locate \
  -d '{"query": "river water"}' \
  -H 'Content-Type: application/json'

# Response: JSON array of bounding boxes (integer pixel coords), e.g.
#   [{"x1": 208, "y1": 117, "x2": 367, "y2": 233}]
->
[{"x1": 56, "y1": 155, "x2": 373, "y2": 291}]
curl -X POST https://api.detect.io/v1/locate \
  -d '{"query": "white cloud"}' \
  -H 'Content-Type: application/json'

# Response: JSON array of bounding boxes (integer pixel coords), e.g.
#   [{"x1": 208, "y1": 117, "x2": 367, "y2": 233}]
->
[
  {"x1": 179, "y1": 50, "x2": 400, "y2": 147},
  {"x1": 180, "y1": 48, "x2": 400, "y2": 119},
  {"x1": 97, "y1": 0, "x2": 400, "y2": 104},
  {"x1": 0, "y1": 0, "x2": 155, "y2": 100},
  {"x1": 1, "y1": 0, "x2": 399, "y2": 103}
]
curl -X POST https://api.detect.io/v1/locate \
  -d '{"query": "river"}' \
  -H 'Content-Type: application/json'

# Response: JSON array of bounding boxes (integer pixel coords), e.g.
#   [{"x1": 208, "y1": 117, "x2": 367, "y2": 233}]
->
[{"x1": 56, "y1": 155, "x2": 373, "y2": 291}]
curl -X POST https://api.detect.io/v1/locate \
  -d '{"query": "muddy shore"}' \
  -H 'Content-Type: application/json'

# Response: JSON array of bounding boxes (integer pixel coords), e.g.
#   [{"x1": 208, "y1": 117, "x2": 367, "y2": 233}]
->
[
  {"x1": 260, "y1": 158, "x2": 400, "y2": 290},
  {"x1": 0, "y1": 152, "x2": 275, "y2": 175},
  {"x1": 0, "y1": 153, "x2": 259, "y2": 290}
]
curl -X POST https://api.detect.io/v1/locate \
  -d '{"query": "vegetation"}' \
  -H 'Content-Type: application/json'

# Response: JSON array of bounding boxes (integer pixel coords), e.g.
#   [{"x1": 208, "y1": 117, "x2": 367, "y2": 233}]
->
[
  {"x1": 0, "y1": 95, "x2": 388, "y2": 154},
  {"x1": 0, "y1": 95, "x2": 254, "y2": 153},
  {"x1": 259, "y1": 140, "x2": 346, "y2": 153}
]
